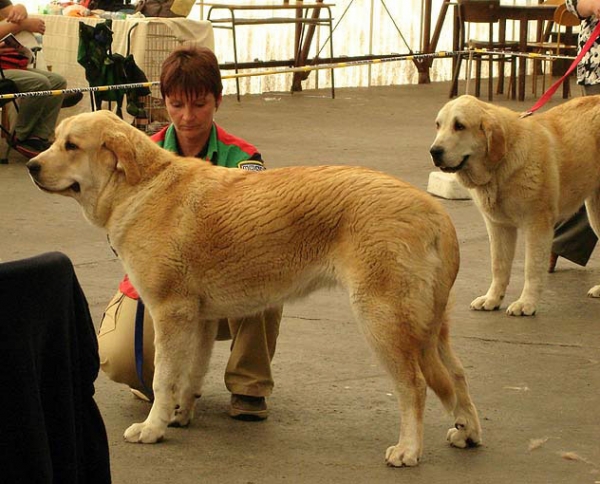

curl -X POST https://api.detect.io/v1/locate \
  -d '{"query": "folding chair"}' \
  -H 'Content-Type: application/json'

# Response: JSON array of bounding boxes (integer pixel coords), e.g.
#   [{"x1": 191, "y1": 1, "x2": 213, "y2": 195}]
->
[
  {"x1": 0, "y1": 43, "x2": 43, "y2": 163},
  {"x1": 0, "y1": 70, "x2": 20, "y2": 164},
  {"x1": 529, "y1": 0, "x2": 579, "y2": 98},
  {"x1": 0, "y1": 46, "x2": 83, "y2": 164}
]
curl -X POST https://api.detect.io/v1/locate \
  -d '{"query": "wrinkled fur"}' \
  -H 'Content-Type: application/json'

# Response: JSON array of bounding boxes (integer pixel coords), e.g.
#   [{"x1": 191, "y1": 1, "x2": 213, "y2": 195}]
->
[{"x1": 28, "y1": 110, "x2": 481, "y2": 467}]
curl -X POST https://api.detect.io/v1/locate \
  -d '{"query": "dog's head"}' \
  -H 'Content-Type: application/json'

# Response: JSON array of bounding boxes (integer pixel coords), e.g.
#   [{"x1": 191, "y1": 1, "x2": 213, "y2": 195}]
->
[
  {"x1": 429, "y1": 95, "x2": 509, "y2": 187},
  {"x1": 26, "y1": 110, "x2": 162, "y2": 226}
]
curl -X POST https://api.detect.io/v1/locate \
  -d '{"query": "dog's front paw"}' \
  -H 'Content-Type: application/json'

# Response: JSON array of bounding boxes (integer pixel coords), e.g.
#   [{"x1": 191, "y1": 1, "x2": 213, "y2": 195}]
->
[
  {"x1": 169, "y1": 406, "x2": 193, "y2": 428},
  {"x1": 506, "y1": 299, "x2": 536, "y2": 316},
  {"x1": 385, "y1": 443, "x2": 420, "y2": 467},
  {"x1": 470, "y1": 295, "x2": 502, "y2": 311},
  {"x1": 446, "y1": 417, "x2": 482, "y2": 449},
  {"x1": 124, "y1": 422, "x2": 165, "y2": 443},
  {"x1": 587, "y1": 285, "x2": 600, "y2": 298}
]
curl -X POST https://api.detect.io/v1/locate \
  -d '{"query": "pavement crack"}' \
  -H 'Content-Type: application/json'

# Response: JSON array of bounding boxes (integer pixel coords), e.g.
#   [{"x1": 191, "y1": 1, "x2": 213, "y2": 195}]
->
[
  {"x1": 285, "y1": 315, "x2": 336, "y2": 322},
  {"x1": 74, "y1": 257, "x2": 119, "y2": 268},
  {"x1": 457, "y1": 335, "x2": 597, "y2": 349}
]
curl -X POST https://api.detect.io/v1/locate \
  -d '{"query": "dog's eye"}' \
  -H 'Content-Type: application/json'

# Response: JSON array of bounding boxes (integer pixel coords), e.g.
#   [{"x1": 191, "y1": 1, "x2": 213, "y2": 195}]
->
[
  {"x1": 435, "y1": 121, "x2": 440, "y2": 129},
  {"x1": 454, "y1": 121, "x2": 466, "y2": 131},
  {"x1": 65, "y1": 141, "x2": 78, "y2": 151}
]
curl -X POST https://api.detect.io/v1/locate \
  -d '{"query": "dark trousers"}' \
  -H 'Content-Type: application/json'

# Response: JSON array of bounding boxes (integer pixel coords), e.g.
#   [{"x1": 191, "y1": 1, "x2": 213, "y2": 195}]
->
[
  {"x1": 552, "y1": 205, "x2": 598, "y2": 266},
  {"x1": 551, "y1": 83, "x2": 599, "y2": 266}
]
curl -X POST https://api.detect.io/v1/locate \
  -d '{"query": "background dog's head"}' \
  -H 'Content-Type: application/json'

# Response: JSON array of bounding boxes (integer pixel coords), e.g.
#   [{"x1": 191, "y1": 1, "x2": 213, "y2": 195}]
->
[
  {"x1": 429, "y1": 95, "x2": 510, "y2": 187},
  {"x1": 26, "y1": 110, "x2": 165, "y2": 226}
]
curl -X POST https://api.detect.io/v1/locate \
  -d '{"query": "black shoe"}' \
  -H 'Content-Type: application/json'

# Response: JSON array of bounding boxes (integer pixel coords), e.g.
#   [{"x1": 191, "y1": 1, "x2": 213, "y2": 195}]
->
[
  {"x1": 12, "y1": 136, "x2": 51, "y2": 159},
  {"x1": 61, "y1": 91, "x2": 83, "y2": 108}
]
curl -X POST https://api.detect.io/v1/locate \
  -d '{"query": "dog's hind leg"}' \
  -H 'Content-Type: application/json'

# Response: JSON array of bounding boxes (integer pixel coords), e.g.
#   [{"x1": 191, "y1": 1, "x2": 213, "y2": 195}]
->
[
  {"x1": 350, "y1": 296, "x2": 428, "y2": 467},
  {"x1": 585, "y1": 192, "x2": 600, "y2": 297},
  {"x1": 427, "y1": 321, "x2": 482, "y2": 448},
  {"x1": 124, "y1": 300, "x2": 210, "y2": 444},
  {"x1": 170, "y1": 319, "x2": 219, "y2": 427},
  {"x1": 420, "y1": 233, "x2": 481, "y2": 448}
]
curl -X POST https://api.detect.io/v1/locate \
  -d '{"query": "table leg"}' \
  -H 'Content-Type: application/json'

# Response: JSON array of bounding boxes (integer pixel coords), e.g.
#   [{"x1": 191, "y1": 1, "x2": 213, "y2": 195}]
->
[
  {"x1": 450, "y1": 6, "x2": 461, "y2": 98},
  {"x1": 452, "y1": 5, "x2": 459, "y2": 91},
  {"x1": 498, "y1": 19, "x2": 506, "y2": 95},
  {"x1": 518, "y1": 20, "x2": 528, "y2": 102}
]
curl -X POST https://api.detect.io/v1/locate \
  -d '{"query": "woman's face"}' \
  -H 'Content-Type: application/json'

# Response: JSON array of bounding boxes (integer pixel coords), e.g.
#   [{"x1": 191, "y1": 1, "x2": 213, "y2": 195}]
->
[{"x1": 164, "y1": 91, "x2": 222, "y2": 143}]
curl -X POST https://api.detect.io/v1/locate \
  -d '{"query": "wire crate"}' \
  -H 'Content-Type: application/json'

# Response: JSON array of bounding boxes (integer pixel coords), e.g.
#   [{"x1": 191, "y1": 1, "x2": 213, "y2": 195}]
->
[{"x1": 130, "y1": 21, "x2": 184, "y2": 135}]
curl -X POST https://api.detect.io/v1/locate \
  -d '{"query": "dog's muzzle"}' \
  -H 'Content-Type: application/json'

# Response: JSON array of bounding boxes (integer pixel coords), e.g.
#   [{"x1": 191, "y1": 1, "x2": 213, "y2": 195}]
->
[
  {"x1": 26, "y1": 160, "x2": 43, "y2": 185},
  {"x1": 25, "y1": 160, "x2": 81, "y2": 193},
  {"x1": 429, "y1": 146, "x2": 445, "y2": 167},
  {"x1": 26, "y1": 159, "x2": 41, "y2": 176},
  {"x1": 429, "y1": 146, "x2": 469, "y2": 173}
]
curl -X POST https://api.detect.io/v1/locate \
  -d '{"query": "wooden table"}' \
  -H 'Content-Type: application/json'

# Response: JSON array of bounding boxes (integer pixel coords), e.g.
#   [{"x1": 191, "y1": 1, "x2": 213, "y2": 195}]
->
[
  {"x1": 448, "y1": 1, "x2": 559, "y2": 101},
  {"x1": 498, "y1": 1, "x2": 558, "y2": 101},
  {"x1": 202, "y1": 0, "x2": 335, "y2": 100}
]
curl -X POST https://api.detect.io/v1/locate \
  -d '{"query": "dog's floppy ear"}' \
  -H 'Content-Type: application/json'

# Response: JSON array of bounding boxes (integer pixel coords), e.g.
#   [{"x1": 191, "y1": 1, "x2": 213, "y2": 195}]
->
[
  {"x1": 481, "y1": 113, "x2": 506, "y2": 164},
  {"x1": 103, "y1": 130, "x2": 141, "y2": 185}
]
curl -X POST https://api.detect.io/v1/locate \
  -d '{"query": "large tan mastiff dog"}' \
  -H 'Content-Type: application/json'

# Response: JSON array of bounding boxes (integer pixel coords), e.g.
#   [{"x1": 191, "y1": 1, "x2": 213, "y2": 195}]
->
[
  {"x1": 430, "y1": 95, "x2": 600, "y2": 316},
  {"x1": 27, "y1": 110, "x2": 481, "y2": 467}
]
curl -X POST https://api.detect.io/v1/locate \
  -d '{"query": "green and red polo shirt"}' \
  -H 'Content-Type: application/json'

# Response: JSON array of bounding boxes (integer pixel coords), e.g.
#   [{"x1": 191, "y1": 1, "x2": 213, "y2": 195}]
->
[
  {"x1": 151, "y1": 122, "x2": 265, "y2": 171},
  {"x1": 119, "y1": 122, "x2": 265, "y2": 298}
]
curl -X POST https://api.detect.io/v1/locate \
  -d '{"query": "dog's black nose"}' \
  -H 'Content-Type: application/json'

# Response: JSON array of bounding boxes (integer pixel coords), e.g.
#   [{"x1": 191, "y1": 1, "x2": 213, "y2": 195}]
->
[
  {"x1": 429, "y1": 146, "x2": 445, "y2": 167},
  {"x1": 26, "y1": 160, "x2": 41, "y2": 175}
]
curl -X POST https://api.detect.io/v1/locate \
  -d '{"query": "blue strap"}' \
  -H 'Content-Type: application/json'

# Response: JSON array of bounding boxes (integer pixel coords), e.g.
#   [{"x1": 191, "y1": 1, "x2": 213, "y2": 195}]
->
[{"x1": 134, "y1": 299, "x2": 154, "y2": 400}]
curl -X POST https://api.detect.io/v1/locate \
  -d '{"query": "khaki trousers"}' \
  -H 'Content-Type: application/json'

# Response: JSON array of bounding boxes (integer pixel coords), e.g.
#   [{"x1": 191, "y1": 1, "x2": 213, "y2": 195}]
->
[
  {"x1": 98, "y1": 291, "x2": 282, "y2": 398},
  {"x1": 3, "y1": 68, "x2": 66, "y2": 141}
]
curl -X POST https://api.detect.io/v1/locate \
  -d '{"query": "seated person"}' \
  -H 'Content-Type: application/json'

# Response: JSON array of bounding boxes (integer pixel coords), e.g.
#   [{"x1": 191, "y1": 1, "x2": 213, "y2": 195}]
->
[
  {"x1": 0, "y1": 1, "x2": 67, "y2": 158},
  {"x1": 98, "y1": 45, "x2": 283, "y2": 421}
]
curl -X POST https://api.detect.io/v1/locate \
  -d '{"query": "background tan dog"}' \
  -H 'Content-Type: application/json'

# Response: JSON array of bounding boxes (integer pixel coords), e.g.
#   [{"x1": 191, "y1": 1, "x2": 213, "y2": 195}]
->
[
  {"x1": 27, "y1": 109, "x2": 481, "y2": 467},
  {"x1": 430, "y1": 95, "x2": 600, "y2": 316}
]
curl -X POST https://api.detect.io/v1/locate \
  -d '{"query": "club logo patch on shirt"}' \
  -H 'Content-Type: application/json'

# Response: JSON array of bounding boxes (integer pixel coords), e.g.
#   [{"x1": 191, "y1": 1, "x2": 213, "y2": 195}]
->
[{"x1": 238, "y1": 160, "x2": 265, "y2": 171}]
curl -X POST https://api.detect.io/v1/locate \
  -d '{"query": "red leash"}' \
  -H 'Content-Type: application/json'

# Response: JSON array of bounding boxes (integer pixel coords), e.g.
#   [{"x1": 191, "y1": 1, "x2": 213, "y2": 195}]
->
[{"x1": 522, "y1": 21, "x2": 600, "y2": 117}]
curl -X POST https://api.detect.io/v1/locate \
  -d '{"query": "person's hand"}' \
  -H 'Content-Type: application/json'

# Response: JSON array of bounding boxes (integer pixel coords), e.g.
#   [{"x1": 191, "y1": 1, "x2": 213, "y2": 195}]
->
[
  {"x1": 4, "y1": 4, "x2": 28, "y2": 22},
  {"x1": 586, "y1": 0, "x2": 600, "y2": 17},
  {"x1": 577, "y1": 0, "x2": 600, "y2": 18},
  {"x1": 19, "y1": 18, "x2": 45, "y2": 35}
]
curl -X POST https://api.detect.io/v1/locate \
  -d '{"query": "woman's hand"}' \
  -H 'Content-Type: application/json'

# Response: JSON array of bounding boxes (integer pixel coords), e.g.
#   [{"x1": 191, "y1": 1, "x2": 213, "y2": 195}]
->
[
  {"x1": 576, "y1": 0, "x2": 600, "y2": 18},
  {"x1": 19, "y1": 18, "x2": 45, "y2": 35}
]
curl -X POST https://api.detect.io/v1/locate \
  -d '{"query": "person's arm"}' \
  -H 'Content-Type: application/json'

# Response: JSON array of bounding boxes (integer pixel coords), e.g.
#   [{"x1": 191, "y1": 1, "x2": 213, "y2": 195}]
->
[
  {"x1": 571, "y1": 0, "x2": 600, "y2": 18},
  {"x1": 0, "y1": 3, "x2": 27, "y2": 23},
  {"x1": 0, "y1": 4, "x2": 44, "y2": 39}
]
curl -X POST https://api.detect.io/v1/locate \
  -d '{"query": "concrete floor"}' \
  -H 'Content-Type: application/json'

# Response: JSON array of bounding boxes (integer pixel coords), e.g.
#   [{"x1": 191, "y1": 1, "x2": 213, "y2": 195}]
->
[{"x1": 1, "y1": 80, "x2": 599, "y2": 484}]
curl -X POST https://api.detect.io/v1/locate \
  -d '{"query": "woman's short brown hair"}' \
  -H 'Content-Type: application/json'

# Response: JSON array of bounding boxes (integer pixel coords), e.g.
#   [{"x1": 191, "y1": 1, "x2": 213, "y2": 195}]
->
[{"x1": 160, "y1": 45, "x2": 223, "y2": 100}]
